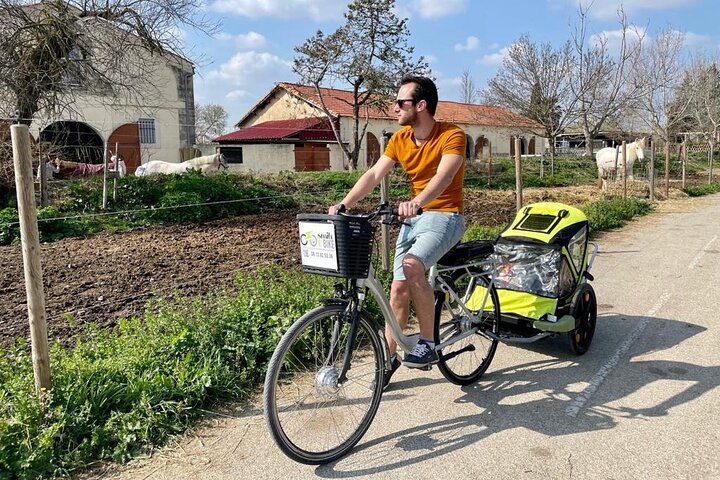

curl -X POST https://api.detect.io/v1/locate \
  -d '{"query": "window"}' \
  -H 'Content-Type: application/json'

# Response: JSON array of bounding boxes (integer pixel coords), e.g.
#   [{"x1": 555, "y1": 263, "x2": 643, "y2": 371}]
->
[
  {"x1": 139, "y1": 118, "x2": 156, "y2": 144},
  {"x1": 219, "y1": 147, "x2": 243, "y2": 164}
]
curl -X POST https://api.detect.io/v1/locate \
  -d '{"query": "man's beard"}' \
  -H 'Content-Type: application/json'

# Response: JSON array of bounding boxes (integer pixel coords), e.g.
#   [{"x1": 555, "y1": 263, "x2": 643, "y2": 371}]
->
[{"x1": 398, "y1": 110, "x2": 416, "y2": 126}]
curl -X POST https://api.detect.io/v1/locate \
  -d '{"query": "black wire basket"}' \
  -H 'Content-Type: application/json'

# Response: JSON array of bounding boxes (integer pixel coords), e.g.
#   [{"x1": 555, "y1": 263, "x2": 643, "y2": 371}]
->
[{"x1": 297, "y1": 214, "x2": 375, "y2": 279}]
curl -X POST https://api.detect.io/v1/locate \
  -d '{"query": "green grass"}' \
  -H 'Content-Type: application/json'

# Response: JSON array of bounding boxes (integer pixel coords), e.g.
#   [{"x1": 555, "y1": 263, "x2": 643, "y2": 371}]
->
[{"x1": 0, "y1": 266, "x2": 333, "y2": 478}]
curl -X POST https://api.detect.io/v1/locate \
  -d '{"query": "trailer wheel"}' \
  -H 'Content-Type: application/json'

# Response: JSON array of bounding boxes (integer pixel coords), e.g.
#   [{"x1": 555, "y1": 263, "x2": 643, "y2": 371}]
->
[{"x1": 568, "y1": 283, "x2": 597, "y2": 355}]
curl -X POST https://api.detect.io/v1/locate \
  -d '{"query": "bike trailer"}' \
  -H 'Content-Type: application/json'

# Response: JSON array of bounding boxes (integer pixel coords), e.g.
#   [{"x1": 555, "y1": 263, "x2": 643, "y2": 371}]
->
[{"x1": 468, "y1": 202, "x2": 598, "y2": 354}]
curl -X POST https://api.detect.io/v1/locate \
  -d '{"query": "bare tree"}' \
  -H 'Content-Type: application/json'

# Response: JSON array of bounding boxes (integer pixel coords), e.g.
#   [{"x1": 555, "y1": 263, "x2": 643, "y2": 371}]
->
[
  {"x1": 0, "y1": 0, "x2": 214, "y2": 201},
  {"x1": 195, "y1": 103, "x2": 228, "y2": 144},
  {"x1": 570, "y1": 4, "x2": 645, "y2": 155},
  {"x1": 0, "y1": 0, "x2": 215, "y2": 123},
  {"x1": 483, "y1": 35, "x2": 577, "y2": 165},
  {"x1": 631, "y1": 28, "x2": 687, "y2": 193},
  {"x1": 677, "y1": 56, "x2": 720, "y2": 180},
  {"x1": 459, "y1": 69, "x2": 480, "y2": 104},
  {"x1": 293, "y1": 0, "x2": 428, "y2": 170},
  {"x1": 633, "y1": 29, "x2": 688, "y2": 149}
]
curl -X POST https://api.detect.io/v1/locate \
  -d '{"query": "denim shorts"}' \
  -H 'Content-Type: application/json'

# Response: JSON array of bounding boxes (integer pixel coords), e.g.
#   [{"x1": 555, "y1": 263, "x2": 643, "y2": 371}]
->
[{"x1": 393, "y1": 211, "x2": 465, "y2": 281}]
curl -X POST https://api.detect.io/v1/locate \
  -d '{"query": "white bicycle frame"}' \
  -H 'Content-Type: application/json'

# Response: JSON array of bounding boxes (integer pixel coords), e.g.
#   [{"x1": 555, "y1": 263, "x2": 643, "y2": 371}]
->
[{"x1": 356, "y1": 256, "x2": 497, "y2": 358}]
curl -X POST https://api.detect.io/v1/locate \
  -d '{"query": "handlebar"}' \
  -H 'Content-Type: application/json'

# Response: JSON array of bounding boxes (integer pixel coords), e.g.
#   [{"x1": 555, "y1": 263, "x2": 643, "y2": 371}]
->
[{"x1": 336, "y1": 202, "x2": 422, "y2": 225}]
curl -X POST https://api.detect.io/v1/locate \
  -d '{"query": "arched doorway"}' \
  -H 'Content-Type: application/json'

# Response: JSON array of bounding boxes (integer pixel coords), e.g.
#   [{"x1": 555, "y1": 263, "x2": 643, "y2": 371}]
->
[
  {"x1": 474, "y1": 136, "x2": 487, "y2": 161},
  {"x1": 366, "y1": 132, "x2": 381, "y2": 167},
  {"x1": 509, "y1": 137, "x2": 529, "y2": 156},
  {"x1": 108, "y1": 123, "x2": 142, "y2": 174},
  {"x1": 39, "y1": 121, "x2": 103, "y2": 163},
  {"x1": 465, "y1": 135, "x2": 474, "y2": 160}
]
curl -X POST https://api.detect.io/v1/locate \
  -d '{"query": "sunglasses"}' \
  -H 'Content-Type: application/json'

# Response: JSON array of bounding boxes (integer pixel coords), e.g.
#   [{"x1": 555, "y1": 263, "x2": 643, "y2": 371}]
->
[{"x1": 394, "y1": 98, "x2": 417, "y2": 108}]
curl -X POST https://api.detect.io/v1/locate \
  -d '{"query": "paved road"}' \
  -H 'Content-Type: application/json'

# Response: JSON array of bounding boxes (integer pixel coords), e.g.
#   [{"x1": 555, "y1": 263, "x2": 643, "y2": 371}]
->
[{"x1": 107, "y1": 194, "x2": 720, "y2": 480}]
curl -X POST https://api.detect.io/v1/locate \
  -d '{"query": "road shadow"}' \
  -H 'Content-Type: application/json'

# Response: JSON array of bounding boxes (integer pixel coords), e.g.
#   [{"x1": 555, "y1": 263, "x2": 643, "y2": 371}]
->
[{"x1": 314, "y1": 313, "x2": 716, "y2": 477}]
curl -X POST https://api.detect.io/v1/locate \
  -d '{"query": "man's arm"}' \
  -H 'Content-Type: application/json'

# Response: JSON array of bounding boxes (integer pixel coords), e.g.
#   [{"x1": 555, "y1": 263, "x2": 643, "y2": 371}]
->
[
  {"x1": 329, "y1": 155, "x2": 396, "y2": 214},
  {"x1": 397, "y1": 153, "x2": 464, "y2": 217}
]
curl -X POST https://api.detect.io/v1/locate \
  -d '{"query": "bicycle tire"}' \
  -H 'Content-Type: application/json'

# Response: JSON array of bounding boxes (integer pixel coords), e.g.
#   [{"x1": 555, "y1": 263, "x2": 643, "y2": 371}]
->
[
  {"x1": 435, "y1": 269, "x2": 499, "y2": 386},
  {"x1": 568, "y1": 283, "x2": 597, "y2": 355},
  {"x1": 263, "y1": 304, "x2": 384, "y2": 464}
]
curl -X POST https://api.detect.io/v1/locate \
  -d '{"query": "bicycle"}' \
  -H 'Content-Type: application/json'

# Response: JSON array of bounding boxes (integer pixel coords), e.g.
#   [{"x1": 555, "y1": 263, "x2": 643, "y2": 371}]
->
[{"x1": 263, "y1": 203, "x2": 501, "y2": 464}]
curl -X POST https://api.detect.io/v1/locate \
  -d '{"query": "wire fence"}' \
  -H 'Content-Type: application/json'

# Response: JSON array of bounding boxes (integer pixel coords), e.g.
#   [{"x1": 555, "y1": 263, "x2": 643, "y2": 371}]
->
[{"x1": 2, "y1": 133, "x2": 719, "y2": 345}]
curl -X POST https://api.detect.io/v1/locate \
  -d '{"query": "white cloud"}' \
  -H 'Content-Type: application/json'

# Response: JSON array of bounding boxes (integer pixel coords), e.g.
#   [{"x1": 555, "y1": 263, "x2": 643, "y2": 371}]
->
[
  {"x1": 226, "y1": 90, "x2": 249, "y2": 100},
  {"x1": 215, "y1": 31, "x2": 267, "y2": 50},
  {"x1": 402, "y1": 0, "x2": 469, "y2": 19},
  {"x1": 682, "y1": 31, "x2": 717, "y2": 51},
  {"x1": 209, "y1": 0, "x2": 344, "y2": 21},
  {"x1": 455, "y1": 36, "x2": 479, "y2": 52},
  {"x1": 423, "y1": 54, "x2": 438, "y2": 64},
  {"x1": 573, "y1": 0, "x2": 700, "y2": 20},
  {"x1": 205, "y1": 51, "x2": 292, "y2": 87},
  {"x1": 478, "y1": 47, "x2": 510, "y2": 66}
]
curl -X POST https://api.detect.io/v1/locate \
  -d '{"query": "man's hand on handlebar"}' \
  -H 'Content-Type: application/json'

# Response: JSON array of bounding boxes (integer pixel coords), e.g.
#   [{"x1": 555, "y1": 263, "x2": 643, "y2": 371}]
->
[
  {"x1": 328, "y1": 203, "x2": 346, "y2": 215},
  {"x1": 397, "y1": 200, "x2": 422, "y2": 219}
]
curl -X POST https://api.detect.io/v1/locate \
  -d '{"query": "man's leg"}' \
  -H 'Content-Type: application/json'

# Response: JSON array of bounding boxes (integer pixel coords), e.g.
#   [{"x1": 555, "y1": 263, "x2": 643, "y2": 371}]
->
[
  {"x1": 387, "y1": 280, "x2": 410, "y2": 356},
  {"x1": 400, "y1": 255, "x2": 440, "y2": 368},
  {"x1": 401, "y1": 255, "x2": 435, "y2": 341}
]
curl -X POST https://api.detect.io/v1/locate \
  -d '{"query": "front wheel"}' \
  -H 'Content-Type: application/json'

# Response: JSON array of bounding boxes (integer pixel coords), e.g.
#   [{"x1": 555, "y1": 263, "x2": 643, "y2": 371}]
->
[
  {"x1": 263, "y1": 304, "x2": 384, "y2": 464},
  {"x1": 435, "y1": 270, "x2": 499, "y2": 386},
  {"x1": 568, "y1": 283, "x2": 597, "y2": 355}
]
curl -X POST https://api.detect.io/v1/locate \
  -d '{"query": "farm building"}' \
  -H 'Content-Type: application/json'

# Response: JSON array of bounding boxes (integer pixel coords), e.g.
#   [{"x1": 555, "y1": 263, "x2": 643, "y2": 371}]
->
[
  {"x1": 0, "y1": 3, "x2": 196, "y2": 175},
  {"x1": 213, "y1": 82, "x2": 543, "y2": 172}
]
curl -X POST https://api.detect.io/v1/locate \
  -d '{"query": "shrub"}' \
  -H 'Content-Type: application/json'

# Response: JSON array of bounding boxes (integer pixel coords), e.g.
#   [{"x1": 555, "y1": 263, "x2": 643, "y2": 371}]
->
[
  {"x1": 0, "y1": 208, "x2": 19, "y2": 245},
  {"x1": 0, "y1": 266, "x2": 334, "y2": 478},
  {"x1": 683, "y1": 181, "x2": 720, "y2": 197},
  {"x1": 583, "y1": 197, "x2": 654, "y2": 233}
]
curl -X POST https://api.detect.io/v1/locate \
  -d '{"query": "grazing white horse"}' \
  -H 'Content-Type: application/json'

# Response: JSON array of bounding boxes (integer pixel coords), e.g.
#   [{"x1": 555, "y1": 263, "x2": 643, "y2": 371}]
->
[
  {"x1": 595, "y1": 137, "x2": 646, "y2": 183},
  {"x1": 136, "y1": 153, "x2": 228, "y2": 176}
]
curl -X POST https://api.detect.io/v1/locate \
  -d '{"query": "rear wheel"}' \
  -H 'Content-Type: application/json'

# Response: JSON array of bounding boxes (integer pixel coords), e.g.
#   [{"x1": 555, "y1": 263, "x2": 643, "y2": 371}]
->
[
  {"x1": 435, "y1": 270, "x2": 499, "y2": 385},
  {"x1": 568, "y1": 283, "x2": 597, "y2": 355},
  {"x1": 263, "y1": 304, "x2": 384, "y2": 464}
]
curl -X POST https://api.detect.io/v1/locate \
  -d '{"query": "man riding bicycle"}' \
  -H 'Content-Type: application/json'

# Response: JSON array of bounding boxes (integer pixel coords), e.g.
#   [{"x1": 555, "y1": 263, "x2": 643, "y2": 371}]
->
[{"x1": 329, "y1": 75, "x2": 466, "y2": 387}]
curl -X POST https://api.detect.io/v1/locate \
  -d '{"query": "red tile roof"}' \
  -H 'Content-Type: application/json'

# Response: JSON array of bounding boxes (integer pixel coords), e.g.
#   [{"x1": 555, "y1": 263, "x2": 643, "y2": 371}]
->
[
  {"x1": 214, "y1": 117, "x2": 336, "y2": 143},
  {"x1": 270, "y1": 82, "x2": 539, "y2": 129}
]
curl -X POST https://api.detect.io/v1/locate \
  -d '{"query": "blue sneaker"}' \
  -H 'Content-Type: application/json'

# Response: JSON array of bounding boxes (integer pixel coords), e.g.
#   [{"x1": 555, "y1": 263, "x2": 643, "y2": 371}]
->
[
  {"x1": 402, "y1": 340, "x2": 438, "y2": 369},
  {"x1": 382, "y1": 355, "x2": 402, "y2": 391}
]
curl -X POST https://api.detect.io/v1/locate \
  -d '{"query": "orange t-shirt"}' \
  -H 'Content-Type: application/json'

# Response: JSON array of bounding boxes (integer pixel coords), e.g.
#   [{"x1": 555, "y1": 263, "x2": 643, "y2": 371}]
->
[{"x1": 384, "y1": 122, "x2": 466, "y2": 213}]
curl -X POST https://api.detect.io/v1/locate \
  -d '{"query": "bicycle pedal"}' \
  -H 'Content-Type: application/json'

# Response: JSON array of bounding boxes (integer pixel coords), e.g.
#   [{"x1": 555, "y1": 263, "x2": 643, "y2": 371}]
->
[{"x1": 419, "y1": 365, "x2": 433, "y2": 371}]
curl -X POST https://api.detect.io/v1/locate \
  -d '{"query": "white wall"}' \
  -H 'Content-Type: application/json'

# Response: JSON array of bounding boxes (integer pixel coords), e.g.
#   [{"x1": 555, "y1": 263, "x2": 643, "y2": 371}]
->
[{"x1": 25, "y1": 50, "x2": 192, "y2": 164}]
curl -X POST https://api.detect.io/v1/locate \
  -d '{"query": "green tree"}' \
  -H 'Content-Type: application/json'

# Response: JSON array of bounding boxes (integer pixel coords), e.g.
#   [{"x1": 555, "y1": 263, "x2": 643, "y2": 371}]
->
[{"x1": 293, "y1": 0, "x2": 428, "y2": 170}]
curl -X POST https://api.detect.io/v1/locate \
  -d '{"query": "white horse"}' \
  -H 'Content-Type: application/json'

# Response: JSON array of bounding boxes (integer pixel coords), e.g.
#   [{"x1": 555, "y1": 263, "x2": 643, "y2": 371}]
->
[
  {"x1": 595, "y1": 138, "x2": 646, "y2": 184},
  {"x1": 135, "y1": 153, "x2": 228, "y2": 176}
]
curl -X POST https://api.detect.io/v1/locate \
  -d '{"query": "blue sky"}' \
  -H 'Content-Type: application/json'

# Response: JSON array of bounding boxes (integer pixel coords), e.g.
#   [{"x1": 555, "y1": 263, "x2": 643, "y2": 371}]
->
[{"x1": 186, "y1": 0, "x2": 720, "y2": 129}]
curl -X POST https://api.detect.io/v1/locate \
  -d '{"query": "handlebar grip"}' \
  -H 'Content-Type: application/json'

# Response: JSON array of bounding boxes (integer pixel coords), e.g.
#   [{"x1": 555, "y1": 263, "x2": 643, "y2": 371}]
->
[
  {"x1": 391, "y1": 207, "x2": 423, "y2": 216},
  {"x1": 336, "y1": 203, "x2": 346, "y2": 213}
]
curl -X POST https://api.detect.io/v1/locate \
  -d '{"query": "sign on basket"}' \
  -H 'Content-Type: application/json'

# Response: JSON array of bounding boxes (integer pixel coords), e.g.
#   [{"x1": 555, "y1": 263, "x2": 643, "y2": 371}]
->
[{"x1": 299, "y1": 221, "x2": 338, "y2": 271}]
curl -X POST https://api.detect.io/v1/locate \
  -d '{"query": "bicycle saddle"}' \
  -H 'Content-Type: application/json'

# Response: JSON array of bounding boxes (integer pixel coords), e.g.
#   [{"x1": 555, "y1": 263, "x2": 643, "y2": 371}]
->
[{"x1": 437, "y1": 239, "x2": 495, "y2": 266}]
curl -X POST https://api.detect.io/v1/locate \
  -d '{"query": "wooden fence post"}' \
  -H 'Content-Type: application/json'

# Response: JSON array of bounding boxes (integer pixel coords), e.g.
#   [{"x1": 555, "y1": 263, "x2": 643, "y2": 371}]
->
[
  {"x1": 681, "y1": 141, "x2": 687, "y2": 189},
  {"x1": 38, "y1": 144, "x2": 48, "y2": 207},
  {"x1": 664, "y1": 142, "x2": 670, "y2": 199},
  {"x1": 102, "y1": 142, "x2": 109, "y2": 209},
  {"x1": 649, "y1": 138, "x2": 655, "y2": 203},
  {"x1": 380, "y1": 132, "x2": 391, "y2": 271},
  {"x1": 11, "y1": 124, "x2": 52, "y2": 394},
  {"x1": 515, "y1": 137, "x2": 523, "y2": 211},
  {"x1": 622, "y1": 140, "x2": 627, "y2": 200}
]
